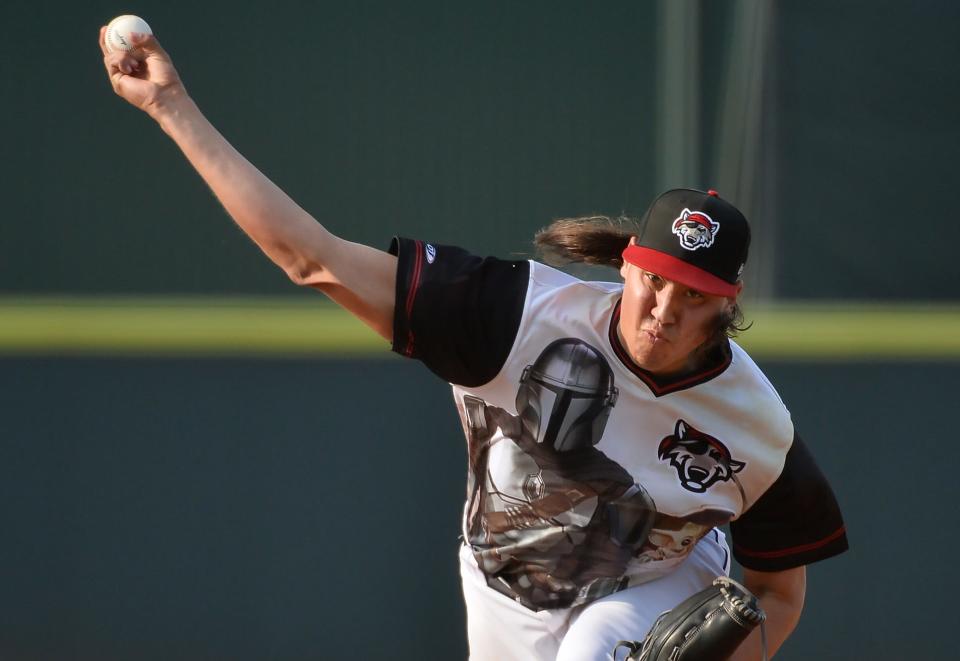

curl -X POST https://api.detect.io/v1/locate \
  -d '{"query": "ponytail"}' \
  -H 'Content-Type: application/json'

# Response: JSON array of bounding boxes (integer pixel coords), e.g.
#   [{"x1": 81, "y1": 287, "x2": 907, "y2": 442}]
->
[{"x1": 533, "y1": 215, "x2": 639, "y2": 269}]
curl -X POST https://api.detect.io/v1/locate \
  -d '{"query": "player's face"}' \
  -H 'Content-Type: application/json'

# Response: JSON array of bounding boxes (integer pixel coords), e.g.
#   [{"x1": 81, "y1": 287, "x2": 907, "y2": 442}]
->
[{"x1": 617, "y1": 262, "x2": 738, "y2": 376}]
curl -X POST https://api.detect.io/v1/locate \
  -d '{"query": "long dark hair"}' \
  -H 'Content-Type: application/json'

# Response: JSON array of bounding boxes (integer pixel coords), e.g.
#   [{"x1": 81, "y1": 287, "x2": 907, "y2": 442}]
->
[{"x1": 534, "y1": 215, "x2": 749, "y2": 341}]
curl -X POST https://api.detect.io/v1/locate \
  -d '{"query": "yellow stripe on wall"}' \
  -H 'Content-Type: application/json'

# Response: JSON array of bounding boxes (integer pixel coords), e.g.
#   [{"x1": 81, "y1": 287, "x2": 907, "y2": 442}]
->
[
  {"x1": 0, "y1": 297, "x2": 386, "y2": 356},
  {"x1": 1, "y1": 297, "x2": 958, "y2": 359},
  {"x1": 742, "y1": 303, "x2": 960, "y2": 359}
]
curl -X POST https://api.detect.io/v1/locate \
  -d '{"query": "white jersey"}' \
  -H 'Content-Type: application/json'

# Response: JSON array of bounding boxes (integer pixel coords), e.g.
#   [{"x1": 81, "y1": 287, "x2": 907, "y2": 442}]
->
[
  {"x1": 390, "y1": 238, "x2": 847, "y2": 611},
  {"x1": 459, "y1": 260, "x2": 792, "y2": 516}
]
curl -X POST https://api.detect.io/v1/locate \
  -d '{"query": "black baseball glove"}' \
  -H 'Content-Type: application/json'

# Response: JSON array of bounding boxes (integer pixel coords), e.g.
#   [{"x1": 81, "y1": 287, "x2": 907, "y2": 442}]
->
[{"x1": 612, "y1": 576, "x2": 767, "y2": 661}]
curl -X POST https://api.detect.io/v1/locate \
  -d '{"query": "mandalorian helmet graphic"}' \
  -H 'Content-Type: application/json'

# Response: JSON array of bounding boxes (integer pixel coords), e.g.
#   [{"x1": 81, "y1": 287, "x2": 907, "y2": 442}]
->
[{"x1": 515, "y1": 339, "x2": 619, "y2": 452}]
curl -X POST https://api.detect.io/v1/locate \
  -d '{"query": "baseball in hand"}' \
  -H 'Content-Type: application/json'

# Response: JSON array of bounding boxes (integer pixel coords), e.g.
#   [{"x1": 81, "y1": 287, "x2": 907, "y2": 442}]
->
[{"x1": 105, "y1": 15, "x2": 152, "y2": 53}]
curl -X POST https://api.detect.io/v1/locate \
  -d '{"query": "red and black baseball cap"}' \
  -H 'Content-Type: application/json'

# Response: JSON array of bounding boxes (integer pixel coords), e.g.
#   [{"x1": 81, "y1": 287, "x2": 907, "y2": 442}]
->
[{"x1": 622, "y1": 188, "x2": 750, "y2": 297}]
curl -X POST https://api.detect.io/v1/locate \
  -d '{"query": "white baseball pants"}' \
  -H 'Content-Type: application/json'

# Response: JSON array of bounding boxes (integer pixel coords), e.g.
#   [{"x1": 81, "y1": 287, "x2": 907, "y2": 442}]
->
[{"x1": 459, "y1": 529, "x2": 731, "y2": 661}]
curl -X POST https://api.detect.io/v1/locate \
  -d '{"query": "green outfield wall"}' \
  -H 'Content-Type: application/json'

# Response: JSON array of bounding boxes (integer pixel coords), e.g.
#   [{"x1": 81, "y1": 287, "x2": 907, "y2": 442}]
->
[
  {"x1": 2, "y1": 0, "x2": 959, "y2": 301},
  {"x1": 1, "y1": 297, "x2": 959, "y2": 360},
  {"x1": 1, "y1": 357, "x2": 955, "y2": 660},
  {"x1": 2, "y1": 0, "x2": 959, "y2": 659}
]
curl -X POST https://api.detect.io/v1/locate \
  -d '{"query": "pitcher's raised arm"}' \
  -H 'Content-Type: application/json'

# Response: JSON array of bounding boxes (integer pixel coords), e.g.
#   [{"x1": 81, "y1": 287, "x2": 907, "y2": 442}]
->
[{"x1": 98, "y1": 26, "x2": 396, "y2": 340}]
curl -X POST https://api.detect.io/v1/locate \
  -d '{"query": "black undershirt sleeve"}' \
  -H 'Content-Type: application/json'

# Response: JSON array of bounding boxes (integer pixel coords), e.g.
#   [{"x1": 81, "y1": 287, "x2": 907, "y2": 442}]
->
[
  {"x1": 389, "y1": 237, "x2": 530, "y2": 387},
  {"x1": 730, "y1": 431, "x2": 848, "y2": 571}
]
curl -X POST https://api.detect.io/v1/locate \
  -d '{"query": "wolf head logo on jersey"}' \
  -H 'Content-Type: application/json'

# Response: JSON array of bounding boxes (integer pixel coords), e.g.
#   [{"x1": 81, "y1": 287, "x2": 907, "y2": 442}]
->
[
  {"x1": 658, "y1": 420, "x2": 744, "y2": 493},
  {"x1": 671, "y1": 208, "x2": 719, "y2": 251}
]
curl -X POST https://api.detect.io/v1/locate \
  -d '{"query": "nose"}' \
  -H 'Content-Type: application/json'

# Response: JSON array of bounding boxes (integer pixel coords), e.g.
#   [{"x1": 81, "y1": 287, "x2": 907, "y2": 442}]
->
[{"x1": 651, "y1": 285, "x2": 682, "y2": 325}]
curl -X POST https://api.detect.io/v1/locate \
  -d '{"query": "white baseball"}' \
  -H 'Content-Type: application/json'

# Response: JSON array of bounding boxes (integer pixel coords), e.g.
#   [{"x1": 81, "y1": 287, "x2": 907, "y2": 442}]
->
[{"x1": 105, "y1": 15, "x2": 153, "y2": 53}]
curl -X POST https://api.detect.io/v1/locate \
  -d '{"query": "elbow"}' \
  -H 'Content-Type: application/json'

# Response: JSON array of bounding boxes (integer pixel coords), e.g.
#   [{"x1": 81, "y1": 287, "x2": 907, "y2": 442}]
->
[
  {"x1": 284, "y1": 256, "x2": 330, "y2": 287},
  {"x1": 281, "y1": 231, "x2": 340, "y2": 287}
]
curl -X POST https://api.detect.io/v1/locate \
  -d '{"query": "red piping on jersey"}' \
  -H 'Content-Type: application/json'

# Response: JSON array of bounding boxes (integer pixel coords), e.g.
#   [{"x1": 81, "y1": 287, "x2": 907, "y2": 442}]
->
[
  {"x1": 607, "y1": 299, "x2": 732, "y2": 397},
  {"x1": 733, "y1": 525, "x2": 847, "y2": 559},
  {"x1": 404, "y1": 240, "x2": 425, "y2": 357}
]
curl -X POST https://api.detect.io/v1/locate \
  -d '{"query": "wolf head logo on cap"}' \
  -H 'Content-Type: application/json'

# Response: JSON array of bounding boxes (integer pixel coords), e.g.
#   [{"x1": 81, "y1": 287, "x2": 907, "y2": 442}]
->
[
  {"x1": 671, "y1": 209, "x2": 719, "y2": 251},
  {"x1": 621, "y1": 188, "x2": 749, "y2": 297}
]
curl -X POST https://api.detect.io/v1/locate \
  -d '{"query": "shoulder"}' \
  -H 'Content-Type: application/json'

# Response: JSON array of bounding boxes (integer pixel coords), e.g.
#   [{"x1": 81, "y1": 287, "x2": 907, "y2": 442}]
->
[
  {"x1": 455, "y1": 263, "x2": 623, "y2": 404},
  {"x1": 716, "y1": 341, "x2": 794, "y2": 446},
  {"x1": 726, "y1": 341, "x2": 788, "y2": 408},
  {"x1": 724, "y1": 341, "x2": 787, "y2": 404},
  {"x1": 528, "y1": 260, "x2": 623, "y2": 295},
  {"x1": 525, "y1": 261, "x2": 624, "y2": 320},
  {"x1": 390, "y1": 238, "x2": 531, "y2": 386}
]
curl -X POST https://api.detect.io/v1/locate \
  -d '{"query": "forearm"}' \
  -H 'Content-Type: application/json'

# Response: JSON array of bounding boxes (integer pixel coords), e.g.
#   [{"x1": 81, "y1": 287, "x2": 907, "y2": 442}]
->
[
  {"x1": 150, "y1": 88, "x2": 334, "y2": 282},
  {"x1": 730, "y1": 567, "x2": 806, "y2": 661},
  {"x1": 728, "y1": 591, "x2": 800, "y2": 660}
]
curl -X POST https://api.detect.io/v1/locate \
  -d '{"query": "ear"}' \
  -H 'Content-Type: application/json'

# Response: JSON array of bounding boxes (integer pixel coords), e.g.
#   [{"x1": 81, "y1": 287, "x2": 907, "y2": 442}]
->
[
  {"x1": 726, "y1": 281, "x2": 744, "y2": 310},
  {"x1": 620, "y1": 236, "x2": 639, "y2": 279},
  {"x1": 675, "y1": 419, "x2": 688, "y2": 438},
  {"x1": 728, "y1": 458, "x2": 746, "y2": 473}
]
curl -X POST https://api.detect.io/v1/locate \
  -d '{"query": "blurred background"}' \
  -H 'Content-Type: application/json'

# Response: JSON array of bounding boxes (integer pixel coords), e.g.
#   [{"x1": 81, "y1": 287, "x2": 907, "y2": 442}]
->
[{"x1": 1, "y1": 0, "x2": 958, "y2": 659}]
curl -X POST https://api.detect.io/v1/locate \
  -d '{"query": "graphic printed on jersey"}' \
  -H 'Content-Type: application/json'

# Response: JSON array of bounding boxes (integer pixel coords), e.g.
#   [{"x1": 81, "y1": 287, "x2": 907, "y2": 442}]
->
[
  {"x1": 458, "y1": 342, "x2": 740, "y2": 610},
  {"x1": 460, "y1": 338, "x2": 659, "y2": 610},
  {"x1": 658, "y1": 420, "x2": 745, "y2": 493},
  {"x1": 671, "y1": 208, "x2": 719, "y2": 250},
  {"x1": 635, "y1": 511, "x2": 729, "y2": 565}
]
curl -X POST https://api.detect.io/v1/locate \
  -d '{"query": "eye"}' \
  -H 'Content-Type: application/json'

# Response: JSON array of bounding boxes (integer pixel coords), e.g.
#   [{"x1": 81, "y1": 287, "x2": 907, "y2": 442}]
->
[
  {"x1": 709, "y1": 450, "x2": 722, "y2": 460},
  {"x1": 685, "y1": 288, "x2": 705, "y2": 300},
  {"x1": 644, "y1": 272, "x2": 663, "y2": 287}
]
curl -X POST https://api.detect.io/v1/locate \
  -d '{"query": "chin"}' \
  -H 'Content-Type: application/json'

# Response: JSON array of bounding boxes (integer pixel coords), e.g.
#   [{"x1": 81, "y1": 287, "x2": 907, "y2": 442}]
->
[
  {"x1": 640, "y1": 358, "x2": 673, "y2": 375},
  {"x1": 635, "y1": 348, "x2": 685, "y2": 376},
  {"x1": 628, "y1": 347, "x2": 661, "y2": 372}
]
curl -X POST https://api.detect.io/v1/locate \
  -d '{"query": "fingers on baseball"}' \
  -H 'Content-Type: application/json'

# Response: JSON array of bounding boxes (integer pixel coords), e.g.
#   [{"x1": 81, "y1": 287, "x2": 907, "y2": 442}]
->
[
  {"x1": 104, "y1": 51, "x2": 140, "y2": 78},
  {"x1": 99, "y1": 26, "x2": 160, "y2": 63},
  {"x1": 99, "y1": 30, "x2": 141, "y2": 80},
  {"x1": 130, "y1": 32, "x2": 156, "y2": 49},
  {"x1": 119, "y1": 30, "x2": 169, "y2": 63}
]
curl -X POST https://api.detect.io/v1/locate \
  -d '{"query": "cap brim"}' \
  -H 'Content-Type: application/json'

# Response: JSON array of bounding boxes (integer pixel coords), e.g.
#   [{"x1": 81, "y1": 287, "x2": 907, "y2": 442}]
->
[{"x1": 622, "y1": 245, "x2": 739, "y2": 297}]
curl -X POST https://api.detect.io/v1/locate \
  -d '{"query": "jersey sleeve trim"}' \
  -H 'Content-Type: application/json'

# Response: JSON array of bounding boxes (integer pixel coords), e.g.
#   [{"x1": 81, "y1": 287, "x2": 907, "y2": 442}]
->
[
  {"x1": 400, "y1": 238, "x2": 425, "y2": 357},
  {"x1": 733, "y1": 525, "x2": 847, "y2": 560}
]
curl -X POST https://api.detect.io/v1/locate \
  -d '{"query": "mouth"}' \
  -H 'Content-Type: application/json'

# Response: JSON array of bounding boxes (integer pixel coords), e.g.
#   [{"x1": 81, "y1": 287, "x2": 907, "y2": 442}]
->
[
  {"x1": 687, "y1": 467, "x2": 709, "y2": 481},
  {"x1": 641, "y1": 328, "x2": 669, "y2": 343}
]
